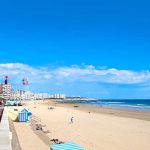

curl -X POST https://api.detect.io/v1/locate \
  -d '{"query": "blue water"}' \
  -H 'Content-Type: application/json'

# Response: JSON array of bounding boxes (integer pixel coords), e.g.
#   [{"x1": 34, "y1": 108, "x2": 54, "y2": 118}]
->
[{"x1": 64, "y1": 99, "x2": 150, "y2": 111}]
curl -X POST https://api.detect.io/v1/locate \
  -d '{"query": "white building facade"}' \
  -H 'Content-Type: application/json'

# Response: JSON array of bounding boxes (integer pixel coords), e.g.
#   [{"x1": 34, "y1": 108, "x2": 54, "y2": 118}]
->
[
  {"x1": 0, "y1": 83, "x2": 11, "y2": 100},
  {"x1": 10, "y1": 89, "x2": 66, "y2": 101}
]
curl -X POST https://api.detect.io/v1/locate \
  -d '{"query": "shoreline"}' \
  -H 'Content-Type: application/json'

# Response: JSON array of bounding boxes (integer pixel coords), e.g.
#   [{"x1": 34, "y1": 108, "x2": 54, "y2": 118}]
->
[
  {"x1": 43, "y1": 100, "x2": 150, "y2": 121},
  {"x1": 11, "y1": 100, "x2": 150, "y2": 150}
]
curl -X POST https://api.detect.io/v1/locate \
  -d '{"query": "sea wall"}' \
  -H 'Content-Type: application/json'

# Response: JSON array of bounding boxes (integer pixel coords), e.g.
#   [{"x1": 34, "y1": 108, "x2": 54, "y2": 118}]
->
[{"x1": 0, "y1": 108, "x2": 12, "y2": 150}]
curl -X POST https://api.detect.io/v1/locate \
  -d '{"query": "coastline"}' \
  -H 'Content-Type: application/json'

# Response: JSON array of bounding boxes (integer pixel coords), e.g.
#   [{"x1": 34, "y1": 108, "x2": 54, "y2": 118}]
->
[
  {"x1": 11, "y1": 100, "x2": 150, "y2": 150},
  {"x1": 43, "y1": 100, "x2": 150, "y2": 121}
]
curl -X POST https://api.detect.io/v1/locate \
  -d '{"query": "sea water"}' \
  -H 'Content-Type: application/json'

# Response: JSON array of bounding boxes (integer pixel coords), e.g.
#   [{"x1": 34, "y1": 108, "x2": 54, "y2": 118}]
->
[{"x1": 65, "y1": 99, "x2": 150, "y2": 111}]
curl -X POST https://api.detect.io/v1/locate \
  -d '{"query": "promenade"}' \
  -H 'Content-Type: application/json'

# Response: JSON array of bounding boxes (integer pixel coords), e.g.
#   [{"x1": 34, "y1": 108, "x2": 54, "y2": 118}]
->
[{"x1": 0, "y1": 107, "x2": 12, "y2": 150}]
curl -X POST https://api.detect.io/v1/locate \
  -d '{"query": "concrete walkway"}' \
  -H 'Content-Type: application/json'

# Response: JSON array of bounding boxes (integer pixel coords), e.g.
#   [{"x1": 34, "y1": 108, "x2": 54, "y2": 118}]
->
[{"x1": 0, "y1": 108, "x2": 12, "y2": 150}]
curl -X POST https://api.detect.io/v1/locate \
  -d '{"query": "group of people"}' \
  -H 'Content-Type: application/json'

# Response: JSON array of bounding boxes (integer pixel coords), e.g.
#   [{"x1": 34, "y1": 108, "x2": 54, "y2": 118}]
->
[{"x1": 48, "y1": 106, "x2": 54, "y2": 110}]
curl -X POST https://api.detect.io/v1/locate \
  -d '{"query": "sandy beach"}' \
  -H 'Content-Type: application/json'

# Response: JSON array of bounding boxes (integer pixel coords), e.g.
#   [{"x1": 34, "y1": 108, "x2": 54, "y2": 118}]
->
[{"x1": 11, "y1": 100, "x2": 150, "y2": 150}]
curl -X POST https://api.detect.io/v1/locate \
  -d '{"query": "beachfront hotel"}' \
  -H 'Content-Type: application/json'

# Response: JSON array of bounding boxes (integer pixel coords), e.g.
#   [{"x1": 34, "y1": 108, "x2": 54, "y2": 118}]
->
[
  {"x1": 10, "y1": 90, "x2": 66, "y2": 101},
  {"x1": 0, "y1": 76, "x2": 11, "y2": 100},
  {"x1": 0, "y1": 83, "x2": 11, "y2": 100}
]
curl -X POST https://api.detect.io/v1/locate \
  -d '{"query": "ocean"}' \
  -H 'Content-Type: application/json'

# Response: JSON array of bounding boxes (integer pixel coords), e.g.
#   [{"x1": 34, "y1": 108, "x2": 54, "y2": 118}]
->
[{"x1": 64, "y1": 99, "x2": 150, "y2": 111}]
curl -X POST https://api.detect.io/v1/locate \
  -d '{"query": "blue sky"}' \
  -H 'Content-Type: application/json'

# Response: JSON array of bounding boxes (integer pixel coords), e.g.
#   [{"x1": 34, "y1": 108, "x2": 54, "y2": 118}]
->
[{"x1": 0, "y1": 0, "x2": 150, "y2": 98}]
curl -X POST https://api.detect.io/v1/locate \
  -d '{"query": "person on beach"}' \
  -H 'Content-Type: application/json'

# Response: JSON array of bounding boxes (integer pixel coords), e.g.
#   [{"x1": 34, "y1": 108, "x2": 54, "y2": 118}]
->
[{"x1": 70, "y1": 117, "x2": 74, "y2": 124}]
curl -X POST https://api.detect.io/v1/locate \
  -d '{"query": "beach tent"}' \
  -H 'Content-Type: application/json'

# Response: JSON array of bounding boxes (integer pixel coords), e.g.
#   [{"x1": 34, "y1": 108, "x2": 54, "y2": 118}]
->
[
  {"x1": 18, "y1": 108, "x2": 32, "y2": 122},
  {"x1": 8, "y1": 109, "x2": 18, "y2": 121},
  {"x1": 50, "y1": 142, "x2": 85, "y2": 150}
]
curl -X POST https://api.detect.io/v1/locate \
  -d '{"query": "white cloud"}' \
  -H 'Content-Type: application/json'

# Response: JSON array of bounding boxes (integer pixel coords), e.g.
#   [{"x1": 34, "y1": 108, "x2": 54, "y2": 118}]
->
[
  {"x1": 53, "y1": 66, "x2": 150, "y2": 84},
  {"x1": 0, "y1": 63, "x2": 51, "y2": 84},
  {"x1": 0, "y1": 63, "x2": 150, "y2": 86}
]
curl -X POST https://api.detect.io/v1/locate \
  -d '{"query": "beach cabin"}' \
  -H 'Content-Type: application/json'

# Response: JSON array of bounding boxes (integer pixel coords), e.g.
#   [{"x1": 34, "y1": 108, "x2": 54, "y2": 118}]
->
[
  {"x1": 18, "y1": 108, "x2": 29, "y2": 122},
  {"x1": 50, "y1": 142, "x2": 85, "y2": 150}
]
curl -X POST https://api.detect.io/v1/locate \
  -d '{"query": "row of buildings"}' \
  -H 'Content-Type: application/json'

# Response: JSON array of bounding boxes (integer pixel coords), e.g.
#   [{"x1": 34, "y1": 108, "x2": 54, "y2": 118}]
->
[
  {"x1": 0, "y1": 86, "x2": 66, "y2": 101},
  {"x1": 11, "y1": 90, "x2": 66, "y2": 100},
  {"x1": 0, "y1": 76, "x2": 66, "y2": 100}
]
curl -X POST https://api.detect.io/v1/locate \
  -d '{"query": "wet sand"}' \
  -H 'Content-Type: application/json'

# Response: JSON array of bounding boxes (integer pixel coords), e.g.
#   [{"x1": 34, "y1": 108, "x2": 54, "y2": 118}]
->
[{"x1": 44, "y1": 100, "x2": 150, "y2": 121}]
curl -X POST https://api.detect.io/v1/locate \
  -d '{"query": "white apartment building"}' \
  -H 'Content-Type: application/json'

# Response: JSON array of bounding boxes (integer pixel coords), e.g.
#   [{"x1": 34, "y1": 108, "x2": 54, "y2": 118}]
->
[
  {"x1": 11, "y1": 90, "x2": 36, "y2": 100},
  {"x1": 48, "y1": 94, "x2": 66, "y2": 99},
  {"x1": 0, "y1": 83, "x2": 11, "y2": 100},
  {"x1": 10, "y1": 89, "x2": 66, "y2": 100},
  {"x1": 34, "y1": 93, "x2": 66, "y2": 99}
]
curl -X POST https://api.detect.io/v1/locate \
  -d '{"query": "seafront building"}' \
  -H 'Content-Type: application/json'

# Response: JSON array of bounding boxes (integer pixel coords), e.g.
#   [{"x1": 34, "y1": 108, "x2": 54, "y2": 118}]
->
[
  {"x1": 0, "y1": 83, "x2": 11, "y2": 100},
  {"x1": 10, "y1": 90, "x2": 66, "y2": 100},
  {"x1": 0, "y1": 75, "x2": 11, "y2": 100},
  {"x1": 0, "y1": 75, "x2": 66, "y2": 100},
  {"x1": 49, "y1": 94, "x2": 66, "y2": 99},
  {"x1": 34, "y1": 93, "x2": 66, "y2": 100},
  {"x1": 11, "y1": 90, "x2": 35, "y2": 100}
]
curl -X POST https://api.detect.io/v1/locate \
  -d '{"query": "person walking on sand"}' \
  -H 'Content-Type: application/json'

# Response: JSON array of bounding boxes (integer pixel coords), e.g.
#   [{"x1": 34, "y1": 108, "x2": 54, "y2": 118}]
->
[{"x1": 70, "y1": 117, "x2": 74, "y2": 124}]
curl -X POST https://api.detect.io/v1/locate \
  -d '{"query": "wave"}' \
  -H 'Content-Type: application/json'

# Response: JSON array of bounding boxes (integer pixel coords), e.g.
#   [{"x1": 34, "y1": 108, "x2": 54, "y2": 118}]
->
[
  {"x1": 67, "y1": 99, "x2": 150, "y2": 111},
  {"x1": 103, "y1": 104, "x2": 150, "y2": 111},
  {"x1": 87, "y1": 101, "x2": 150, "y2": 111},
  {"x1": 137, "y1": 104, "x2": 145, "y2": 106},
  {"x1": 102, "y1": 102, "x2": 125, "y2": 104}
]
